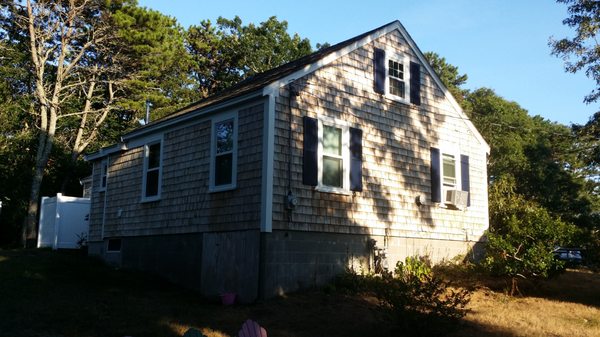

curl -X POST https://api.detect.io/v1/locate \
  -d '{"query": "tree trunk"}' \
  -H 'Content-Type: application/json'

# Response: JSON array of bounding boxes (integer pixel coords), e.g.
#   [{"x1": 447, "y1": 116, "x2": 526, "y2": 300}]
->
[{"x1": 22, "y1": 130, "x2": 54, "y2": 248}]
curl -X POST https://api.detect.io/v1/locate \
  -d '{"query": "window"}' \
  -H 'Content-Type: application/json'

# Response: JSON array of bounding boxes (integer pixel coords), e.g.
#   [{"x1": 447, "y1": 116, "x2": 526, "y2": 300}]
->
[
  {"x1": 210, "y1": 113, "x2": 237, "y2": 192},
  {"x1": 442, "y1": 153, "x2": 457, "y2": 188},
  {"x1": 99, "y1": 160, "x2": 108, "y2": 191},
  {"x1": 303, "y1": 116, "x2": 363, "y2": 193},
  {"x1": 142, "y1": 140, "x2": 162, "y2": 201},
  {"x1": 317, "y1": 118, "x2": 350, "y2": 193},
  {"x1": 388, "y1": 59, "x2": 405, "y2": 98},
  {"x1": 373, "y1": 48, "x2": 421, "y2": 105},
  {"x1": 107, "y1": 238, "x2": 122, "y2": 252},
  {"x1": 430, "y1": 147, "x2": 470, "y2": 207},
  {"x1": 322, "y1": 125, "x2": 344, "y2": 188}
]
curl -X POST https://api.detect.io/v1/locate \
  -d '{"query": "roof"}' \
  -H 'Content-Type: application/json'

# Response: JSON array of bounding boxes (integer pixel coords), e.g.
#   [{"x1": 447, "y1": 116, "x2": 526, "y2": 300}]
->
[
  {"x1": 86, "y1": 20, "x2": 489, "y2": 161},
  {"x1": 137, "y1": 21, "x2": 398, "y2": 128}
]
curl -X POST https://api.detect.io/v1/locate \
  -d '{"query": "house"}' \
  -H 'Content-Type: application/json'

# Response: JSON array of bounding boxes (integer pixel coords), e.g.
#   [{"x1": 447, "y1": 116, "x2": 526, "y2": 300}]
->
[{"x1": 85, "y1": 21, "x2": 489, "y2": 302}]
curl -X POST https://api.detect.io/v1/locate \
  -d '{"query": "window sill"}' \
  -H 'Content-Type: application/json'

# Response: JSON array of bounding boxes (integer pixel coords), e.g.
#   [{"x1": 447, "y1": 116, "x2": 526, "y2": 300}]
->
[
  {"x1": 315, "y1": 185, "x2": 352, "y2": 195},
  {"x1": 384, "y1": 93, "x2": 412, "y2": 105},
  {"x1": 140, "y1": 195, "x2": 161, "y2": 203},
  {"x1": 209, "y1": 184, "x2": 236, "y2": 193}
]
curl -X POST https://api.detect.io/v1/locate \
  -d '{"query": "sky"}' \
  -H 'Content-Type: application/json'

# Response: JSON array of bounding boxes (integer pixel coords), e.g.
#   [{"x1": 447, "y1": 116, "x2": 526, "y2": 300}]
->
[{"x1": 138, "y1": 0, "x2": 597, "y2": 126}]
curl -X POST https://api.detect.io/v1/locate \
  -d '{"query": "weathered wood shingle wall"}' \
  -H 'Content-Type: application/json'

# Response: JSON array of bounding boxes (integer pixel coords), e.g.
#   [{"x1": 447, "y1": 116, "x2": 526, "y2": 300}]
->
[
  {"x1": 271, "y1": 30, "x2": 488, "y2": 258},
  {"x1": 88, "y1": 102, "x2": 265, "y2": 240}
]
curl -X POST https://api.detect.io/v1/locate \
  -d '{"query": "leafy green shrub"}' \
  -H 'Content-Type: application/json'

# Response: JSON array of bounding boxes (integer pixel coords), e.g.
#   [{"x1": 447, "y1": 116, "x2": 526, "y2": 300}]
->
[
  {"x1": 482, "y1": 176, "x2": 578, "y2": 292},
  {"x1": 333, "y1": 257, "x2": 471, "y2": 334}
]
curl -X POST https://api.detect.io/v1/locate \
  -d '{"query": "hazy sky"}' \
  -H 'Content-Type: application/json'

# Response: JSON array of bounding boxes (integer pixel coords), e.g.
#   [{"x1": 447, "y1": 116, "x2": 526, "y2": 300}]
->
[{"x1": 138, "y1": 0, "x2": 597, "y2": 125}]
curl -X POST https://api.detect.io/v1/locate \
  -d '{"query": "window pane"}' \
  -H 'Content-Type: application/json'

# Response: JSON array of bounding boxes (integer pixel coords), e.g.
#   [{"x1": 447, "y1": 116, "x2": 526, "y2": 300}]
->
[
  {"x1": 323, "y1": 156, "x2": 343, "y2": 187},
  {"x1": 388, "y1": 60, "x2": 404, "y2": 79},
  {"x1": 215, "y1": 153, "x2": 233, "y2": 186},
  {"x1": 389, "y1": 78, "x2": 405, "y2": 97},
  {"x1": 216, "y1": 119, "x2": 234, "y2": 154},
  {"x1": 101, "y1": 162, "x2": 108, "y2": 187},
  {"x1": 148, "y1": 143, "x2": 161, "y2": 169},
  {"x1": 443, "y1": 154, "x2": 456, "y2": 186},
  {"x1": 323, "y1": 125, "x2": 342, "y2": 155},
  {"x1": 145, "y1": 169, "x2": 159, "y2": 197}
]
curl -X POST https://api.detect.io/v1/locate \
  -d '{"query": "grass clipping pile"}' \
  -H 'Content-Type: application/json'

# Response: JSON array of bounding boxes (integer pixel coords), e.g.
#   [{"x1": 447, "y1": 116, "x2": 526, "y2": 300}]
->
[{"x1": 333, "y1": 257, "x2": 471, "y2": 335}]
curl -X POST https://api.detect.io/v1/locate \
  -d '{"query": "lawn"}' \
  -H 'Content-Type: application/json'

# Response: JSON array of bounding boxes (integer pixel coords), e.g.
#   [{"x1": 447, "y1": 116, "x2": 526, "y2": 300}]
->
[{"x1": 1, "y1": 249, "x2": 599, "y2": 337}]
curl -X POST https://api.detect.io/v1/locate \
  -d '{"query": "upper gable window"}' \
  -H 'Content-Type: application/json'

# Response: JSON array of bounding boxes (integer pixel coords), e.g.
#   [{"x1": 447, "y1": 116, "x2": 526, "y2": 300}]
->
[
  {"x1": 210, "y1": 112, "x2": 238, "y2": 192},
  {"x1": 142, "y1": 140, "x2": 162, "y2": 202},
  {"x1": 388, "y1": 59, "x2": 406, "y2": 98},
  {"x1": 374, "y1": 48, "x2": 421, "y2": 105}
]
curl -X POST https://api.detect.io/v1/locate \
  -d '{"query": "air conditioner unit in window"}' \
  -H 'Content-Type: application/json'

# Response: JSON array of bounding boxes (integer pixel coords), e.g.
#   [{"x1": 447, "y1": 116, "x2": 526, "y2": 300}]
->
[{"x1": 445, "y1": 190, "x2": 469, "y2": 208}]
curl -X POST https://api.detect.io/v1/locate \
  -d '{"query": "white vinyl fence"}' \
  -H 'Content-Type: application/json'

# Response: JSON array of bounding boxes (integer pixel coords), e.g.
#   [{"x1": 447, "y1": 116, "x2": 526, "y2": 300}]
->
[{"x1": 37, "y1": 193, "x2": 90, "y2": 250}]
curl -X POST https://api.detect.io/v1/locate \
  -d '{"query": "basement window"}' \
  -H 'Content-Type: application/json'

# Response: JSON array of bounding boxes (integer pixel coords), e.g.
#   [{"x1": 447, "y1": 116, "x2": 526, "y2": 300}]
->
[{"x1": 107, "y1": 238, "x2": 122, "y2": 252}]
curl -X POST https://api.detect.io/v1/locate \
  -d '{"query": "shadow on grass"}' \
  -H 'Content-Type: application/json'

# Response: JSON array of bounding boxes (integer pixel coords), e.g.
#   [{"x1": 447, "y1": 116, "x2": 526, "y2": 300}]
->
[{"x1": 0, "y1": 249, "x2": 569, "y2": 337}]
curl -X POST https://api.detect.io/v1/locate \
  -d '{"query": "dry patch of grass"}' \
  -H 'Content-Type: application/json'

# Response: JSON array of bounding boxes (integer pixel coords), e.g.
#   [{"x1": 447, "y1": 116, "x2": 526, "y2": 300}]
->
[
  {"x1": 455, "y1": 289, "x2": 600, "y2": 337},
  {"x1": 446, "y1": 268, "x2": 600, "y2": 337}
]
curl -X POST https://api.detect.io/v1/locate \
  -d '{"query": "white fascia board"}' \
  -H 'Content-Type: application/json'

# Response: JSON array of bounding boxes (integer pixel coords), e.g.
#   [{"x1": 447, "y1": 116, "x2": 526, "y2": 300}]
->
[
  {"x1": 122, "y1": 90, "x2": 263, "y2": 142},
  {"x1": 84, "y1": 144, "x2": 126, "y2": 161}
]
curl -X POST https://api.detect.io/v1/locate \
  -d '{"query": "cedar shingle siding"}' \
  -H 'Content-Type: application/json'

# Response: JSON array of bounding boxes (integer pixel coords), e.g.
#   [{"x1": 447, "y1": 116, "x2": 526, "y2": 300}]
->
[
  {"x1": 89, "y1": 103, "x2": 265, "y2": 239},
  {"x1": 271, "y1": 31, "x2": 487, "y2": 244}
]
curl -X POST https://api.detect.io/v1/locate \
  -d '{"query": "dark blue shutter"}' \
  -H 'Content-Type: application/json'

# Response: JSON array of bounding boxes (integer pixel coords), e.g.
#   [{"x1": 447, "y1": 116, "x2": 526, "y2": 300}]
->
[
  {"x1": 461, "y1": 155, "x2": 471, "y2": 206},
  {"x1": 374, "y1": 48, "x2": 386, "y2": 94},
  {"x1": 350, "y1": 127, "x2": 363, "y2": 192},
  {"x1": 303, "y1": 116, "x2": 318, "y2": 186},
  {"x1": 430, "y1": 147, "x2": 441, "y2": 203},
  {"x1": 410, "y1": 62, "x2": 421, "y2": 105}
]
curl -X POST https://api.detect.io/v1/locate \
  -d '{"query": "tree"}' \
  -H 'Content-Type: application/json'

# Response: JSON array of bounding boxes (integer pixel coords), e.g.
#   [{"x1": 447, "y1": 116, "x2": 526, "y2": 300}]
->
[
  {"x1": 112, "y1": 4, "x2": 193, "y2": 122},
  {"x1": 186, "y1": 16, "x2": 312, "y2": 98},
  {"x1": 3, "y1": 0, "x2": 141, "y2": 246},
  {"x1": 424, "y1": 52, "x2": 469, "y2": 104},
  {"x1": 483, "y1": 175, "x2": 578, "y2": 293},
  {"x1": 550, "y1": 0, "x2": 600, "y2": 104}
]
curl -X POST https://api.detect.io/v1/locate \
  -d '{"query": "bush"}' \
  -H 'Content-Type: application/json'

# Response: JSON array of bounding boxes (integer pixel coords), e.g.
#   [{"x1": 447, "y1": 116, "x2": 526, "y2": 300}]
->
[
  {"x1": 334, "y1": 256, "x2": 470, "y2": 335},
  {"x1": 482, "y1": 176, "x2": 578, "y2": 293}
]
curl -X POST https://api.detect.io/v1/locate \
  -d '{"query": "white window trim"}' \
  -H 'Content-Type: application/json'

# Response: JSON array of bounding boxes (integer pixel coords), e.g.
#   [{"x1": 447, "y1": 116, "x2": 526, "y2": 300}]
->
[
  {"x1": 141, "y1": 136, "x2": 163, "y2": 202},
  {"x1": 437, "y1": 145, "x2": 462, "y2": 206},
  {"x1": 209, "y1": 111, "x2": 238, "y2": 192},
  {"x1": 384, "y1": 50, "x2": 411, "y2": 105},
  {"x1": 98, "y1": 159, "x2": 108, "y2": 192},
  {"x1": 316, "y1": 116, "x2": 351, "y2": 195}
]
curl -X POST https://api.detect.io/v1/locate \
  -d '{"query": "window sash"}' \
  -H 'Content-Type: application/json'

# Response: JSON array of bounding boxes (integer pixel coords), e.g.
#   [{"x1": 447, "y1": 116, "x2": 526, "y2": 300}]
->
[
  {"x1": 100, "y1": 160, "x2": 108, "y2": 190},
  {"x1": 210, "y1": 113, "x2": 237, "y2": 192},
  {"x1": 384, "y1": 52, "x2": 411, "y2": 102},
  {"x1": 442, "y1": 153, "x2": 456, "y2": 187},
  {"x1": 318, "y1": 118, "x2": 350, "y2": 193},
  {"x1": 142, "y1": 140, "x2": 162, "y2": 201},
  {"x1": 388, "y1": 59, "x2": 405, "y2": 98}
]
